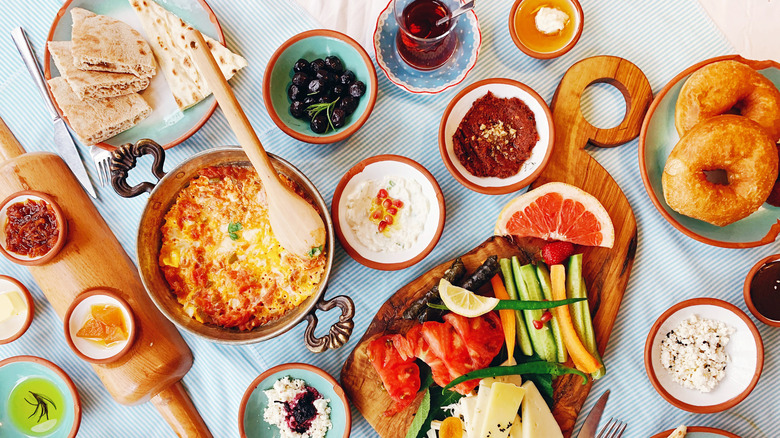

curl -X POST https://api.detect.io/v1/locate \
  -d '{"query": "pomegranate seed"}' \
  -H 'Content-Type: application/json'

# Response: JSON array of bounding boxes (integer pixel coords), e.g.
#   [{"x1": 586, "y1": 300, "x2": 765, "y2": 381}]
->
[
  {"x1": 382, "y1": 199, "x2": 392, "y2": 209},
  {"x1": 384, "y1": 215, "x2": 394, "y2": 225},
  {"x1": 371, "y1": 209, "x2": 382, "y2": 220},
  {"x1": 532, "y1": 320, "x2": 544, "y2": 330},
  {"x1": 378, "y1": 221, "x2": 387, "y2": 232},
  {"x1": 377, "y1": 189, "x2": 388, "y2": 199},
  {"x1": 393, "y1": 199, "x2": 404, "y2": 208},
  {"x1": 540, "y1": 311, "x2": 553, "y2": 323},
  {"x1": 387, "y1": 207, "x2": 398, "y2": 215}
]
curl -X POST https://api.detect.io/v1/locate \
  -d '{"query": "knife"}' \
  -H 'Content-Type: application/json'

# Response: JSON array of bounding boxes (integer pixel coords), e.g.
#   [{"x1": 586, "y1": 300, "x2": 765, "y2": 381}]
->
[
  {"x1": 11, "y1": 27, "x2": 98, "y2": 199},
  {"x1": 576, "y1": 390, "x2": 610, "y2": 438}
]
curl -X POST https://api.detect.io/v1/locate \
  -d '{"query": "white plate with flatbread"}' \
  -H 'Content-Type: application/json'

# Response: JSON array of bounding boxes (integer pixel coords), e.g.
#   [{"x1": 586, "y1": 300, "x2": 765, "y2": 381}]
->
[{"x1": 45, "y1": 0, "x2": 246, "y2": 150}]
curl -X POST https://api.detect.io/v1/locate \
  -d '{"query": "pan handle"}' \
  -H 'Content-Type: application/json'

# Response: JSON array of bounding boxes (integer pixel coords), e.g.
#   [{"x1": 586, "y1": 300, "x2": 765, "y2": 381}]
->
[
  {"x1": 110, "y1": 139, "x2": 167, "y2": 197},
  {"x1": 303, "y1": 295, "x2": 355, "y2": 353}
]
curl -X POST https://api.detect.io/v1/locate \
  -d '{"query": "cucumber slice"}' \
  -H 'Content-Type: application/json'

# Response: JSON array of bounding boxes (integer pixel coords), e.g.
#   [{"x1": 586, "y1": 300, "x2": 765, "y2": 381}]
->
[
  {"x1": 500, "y1": 259, "x2": 534, "y2": 357},
  {"x1": 535, "y1": 264, "x2": 569, "y2": 363},
  {"x1": 511, "y1": 256, "x2": 557, "y2": 363}
]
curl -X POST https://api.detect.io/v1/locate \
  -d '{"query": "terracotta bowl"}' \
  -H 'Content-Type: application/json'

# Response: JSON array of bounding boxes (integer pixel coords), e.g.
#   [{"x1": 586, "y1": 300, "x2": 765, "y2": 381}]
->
[
  {"x1": 0, "y1": 355, "x2": 81, "y2": 438},
  {"x1": 263, "y1": 29, "x2": 378, "y2": 144},
  {"x1": 64, "y1": 289, "x2": 137, "y2": 364},
  {"x1": 0, "y1": 275, "x2": 34, "y2": 345},
  {"x1": 644, "y1": 298, "x2": 763, "y2": 413},
  {"x1": 0, "y1": 190, "x2": 67, "y2": 266},
  {"x1": 508, "y1": 0, "x2": 584, "y2": 59},
  {"x1": 238, "y1": 363, "x2": 351, "y2": 438},
  {"x1": 649, "y1": 426, "x2": 740, "y2": 438},
  {"x1": 331, "y1": 154, "x2": 446, "y2": 270},
  {"x1": 439, "y1": 78, "x2": 554, "y2": 195},
  {"x1": 743, "y1": 253, "x2": 780, "y2": 327},
  {"x1": 638, "y1": 55, "x2": 780, "y2": 248}
]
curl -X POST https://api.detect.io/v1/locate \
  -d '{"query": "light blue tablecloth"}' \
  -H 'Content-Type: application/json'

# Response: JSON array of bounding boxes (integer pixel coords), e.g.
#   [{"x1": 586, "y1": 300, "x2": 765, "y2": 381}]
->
[{"x1": 0, "y1": 0, "x2": 777, "y2": 437}]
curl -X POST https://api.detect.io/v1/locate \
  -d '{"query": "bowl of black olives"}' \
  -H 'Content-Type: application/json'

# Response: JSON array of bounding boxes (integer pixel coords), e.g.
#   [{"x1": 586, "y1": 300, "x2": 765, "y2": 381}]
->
[{"x1": 263, "y1": 29, "x2": 378, "y2": 144}]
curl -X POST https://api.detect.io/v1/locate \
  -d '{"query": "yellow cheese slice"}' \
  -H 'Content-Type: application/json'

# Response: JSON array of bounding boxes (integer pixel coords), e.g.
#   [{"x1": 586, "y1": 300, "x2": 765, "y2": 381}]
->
[
  {"x1": 0, "y1": 292, "x2": 26, "y2": 323},
  {"x1": 509, "y1": 414, "x2": 523, "y2": 438},
  {"x1": 521, "y1": 381, "x2": 563, "y2": 438},
  {"x1": 479, "y1": 382, "x2": 525, "y2": 438},
  {"x1": 469, "y1": 381, "x2": 493, "y2": 437}
]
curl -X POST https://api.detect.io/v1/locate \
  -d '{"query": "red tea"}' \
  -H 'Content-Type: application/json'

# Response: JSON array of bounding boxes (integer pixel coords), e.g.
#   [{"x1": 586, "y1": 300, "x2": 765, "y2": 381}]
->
[{"x1": 396, "y1": 0, "x2": 458, "y2": 70}]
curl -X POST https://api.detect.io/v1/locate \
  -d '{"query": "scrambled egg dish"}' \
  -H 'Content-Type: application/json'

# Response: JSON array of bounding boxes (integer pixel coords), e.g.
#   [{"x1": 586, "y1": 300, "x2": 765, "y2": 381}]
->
[{"x1": 159, "y1": 165, "x2": 326, "y2": 330}]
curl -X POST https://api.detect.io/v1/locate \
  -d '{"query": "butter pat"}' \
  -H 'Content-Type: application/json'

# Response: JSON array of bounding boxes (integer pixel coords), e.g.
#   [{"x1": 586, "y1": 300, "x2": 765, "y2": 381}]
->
[
  {"x1": 479, "y1": 382, "x2": 526, "y2": 438},
  {"x1": 521, "y1": 381, "x2": 563, "y2": 438},
  {"x1": 0, "y1": 292, "x2": 26, "y2": 323},
  {"x1": 535, "y1": 7, "x2": 569, "y2": 35}
]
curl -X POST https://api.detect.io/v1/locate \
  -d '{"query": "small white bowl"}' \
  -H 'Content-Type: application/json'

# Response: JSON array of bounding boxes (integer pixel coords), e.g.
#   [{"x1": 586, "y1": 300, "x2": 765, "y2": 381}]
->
[
  {"x1": 64, "y1": 290, "x2": 136, "y2": 364},
  {"x1": 0, "y1": 276, "x2": 34, "y2": 345},
  {"x1": 331, "y1": 155, "x2": 446, "y2": 270},
  {"x1": 0, "y1": 191, "x2": 67, "y2": 266},
  {"x1": 438, "y1": 78, "x2": 554, "y2": 194},
  {"x1": 644, "y1": 298, "x2": 763, "y2": 413}
]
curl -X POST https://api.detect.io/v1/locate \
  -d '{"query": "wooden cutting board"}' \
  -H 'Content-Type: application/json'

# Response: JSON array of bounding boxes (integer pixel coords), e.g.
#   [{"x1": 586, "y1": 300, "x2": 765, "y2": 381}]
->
[{"x1": 340, "y1": 56, "x2": 653, "y2": 437}]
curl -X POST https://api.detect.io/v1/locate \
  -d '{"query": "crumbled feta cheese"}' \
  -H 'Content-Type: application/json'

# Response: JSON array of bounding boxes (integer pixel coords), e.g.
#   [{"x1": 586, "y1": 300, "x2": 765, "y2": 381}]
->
[
  {"x1": 263, "y1": 376, "x2": 332, "y2": 438},
  {"x1": 659, "y1": 315, "x2": 734, "y2": 392},
  {"x1": 535, "y1": 7, "x2": 569, "y2": 35}
]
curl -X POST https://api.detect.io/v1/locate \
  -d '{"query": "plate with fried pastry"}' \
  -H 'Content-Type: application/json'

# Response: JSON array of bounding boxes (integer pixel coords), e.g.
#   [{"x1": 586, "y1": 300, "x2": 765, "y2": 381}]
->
[
  {"x1": 639, "y1": 55, "x2": 780, "y2": 248},
  {"x1": 45, "y1": 0, "x2": 248, "y2": 150}
]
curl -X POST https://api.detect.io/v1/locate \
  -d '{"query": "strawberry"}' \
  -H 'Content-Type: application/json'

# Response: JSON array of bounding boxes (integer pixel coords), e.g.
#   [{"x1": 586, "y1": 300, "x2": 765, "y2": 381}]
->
[{"x1": 541, "y1": 241, "x2": 575, "y2": 265}]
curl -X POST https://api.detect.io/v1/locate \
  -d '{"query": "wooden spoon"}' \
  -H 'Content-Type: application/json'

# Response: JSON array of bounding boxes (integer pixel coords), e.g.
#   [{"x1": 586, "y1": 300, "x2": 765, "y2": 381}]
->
[{"x1": 184, "y1": 28, "x2": 326, "y2": 258}]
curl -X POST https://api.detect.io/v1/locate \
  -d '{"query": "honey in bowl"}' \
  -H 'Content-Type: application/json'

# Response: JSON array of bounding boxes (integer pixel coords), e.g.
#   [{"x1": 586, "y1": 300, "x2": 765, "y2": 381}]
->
[
  {"x1": 76, "y1": 304, "x2": 128, "y2": 347},
  {"x1": 513, "y1": 0, "x2": 577, "y2": 54},
  {"x1": 8, "y1": 377, "x2": 67, "y2": 436},
  {"x1": 750, "y1": 260, "x2": 780, "y2": 322}
]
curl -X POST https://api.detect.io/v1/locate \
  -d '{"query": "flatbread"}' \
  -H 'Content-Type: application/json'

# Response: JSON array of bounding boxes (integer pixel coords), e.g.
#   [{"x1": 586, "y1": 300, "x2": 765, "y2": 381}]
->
[
  {"x1": 667, "y1": 425, "x2": 687, "y2": 438},
  {"x1": 70, "y1": 8, "x2": 156, "y2": 78},
  {"x1": 49, "y1": 41, "x2": 150, "y2": 100},
  {"x1": 48, "y1": 77, "x2": 152, "y2": 145},
  {"x1": 129, "y1": 0, "x2": 248, "y2": 110}
]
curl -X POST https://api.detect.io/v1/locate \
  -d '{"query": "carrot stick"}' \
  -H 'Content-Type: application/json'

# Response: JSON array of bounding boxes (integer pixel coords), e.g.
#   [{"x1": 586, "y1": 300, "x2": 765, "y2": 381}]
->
[
  {"x1": 549, "y1": 265, "x2": 601, "y2": 374},
  {"x1": 491, "y1": 274, "x2": 516, "y2": 360}
]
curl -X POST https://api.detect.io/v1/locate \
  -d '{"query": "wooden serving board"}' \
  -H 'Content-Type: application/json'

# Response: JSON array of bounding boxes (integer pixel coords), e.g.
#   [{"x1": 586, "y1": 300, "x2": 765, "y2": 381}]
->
[{"x1": 341, "y1": 56, "x2": 653, "y2": 437}]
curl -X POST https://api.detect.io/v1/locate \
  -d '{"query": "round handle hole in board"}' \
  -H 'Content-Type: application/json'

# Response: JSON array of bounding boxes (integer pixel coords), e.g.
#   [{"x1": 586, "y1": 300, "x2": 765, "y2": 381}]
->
[{"x1": 580, "y1": 82, "x2": 628, "y2": 130}]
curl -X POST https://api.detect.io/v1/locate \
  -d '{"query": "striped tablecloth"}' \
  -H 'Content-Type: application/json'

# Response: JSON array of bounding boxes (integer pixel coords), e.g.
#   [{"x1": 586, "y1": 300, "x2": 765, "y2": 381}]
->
[{"x1": 0, "y1": 0, "x2": 777, "y2": 437}]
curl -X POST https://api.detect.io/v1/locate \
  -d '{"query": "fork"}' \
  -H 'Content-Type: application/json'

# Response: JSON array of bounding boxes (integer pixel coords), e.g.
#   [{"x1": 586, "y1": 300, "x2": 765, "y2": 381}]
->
[
  {"x1": 89, "y1": 146, "x2": 112, "y2": 187},
  {"x1": 597, "y1": 418, "x2": 627, "y2": 438}
]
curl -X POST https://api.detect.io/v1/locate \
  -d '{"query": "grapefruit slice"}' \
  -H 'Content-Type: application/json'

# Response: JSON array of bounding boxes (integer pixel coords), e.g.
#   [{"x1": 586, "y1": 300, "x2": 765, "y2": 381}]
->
[{"x1": 495, "y1": 182, "x2": 615, "y2": 248}]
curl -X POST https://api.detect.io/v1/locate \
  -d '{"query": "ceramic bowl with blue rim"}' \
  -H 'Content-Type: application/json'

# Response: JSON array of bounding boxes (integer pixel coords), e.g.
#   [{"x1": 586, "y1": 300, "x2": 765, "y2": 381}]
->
[
  {"x1": 374, "y1": 0, "x2": 481, "y2": 94},
  {"x1": 0, "y1": 356, "x2": 81, "y2": 438},
  {"x1": 649, "y1": 426, "x2": 740, "y2": 438},
  {"x1": 639, "y1": 55, "x2": 780, "y2": 248},
  {"x1": 238, "y1": 363, "x2": 351, "y2": 438},
  {"x1": 263, "y1": 29, "x2": 378, "y2": 144},
  {"x1": 46, "y1": 0, "x2": 228, "y2": 150}
]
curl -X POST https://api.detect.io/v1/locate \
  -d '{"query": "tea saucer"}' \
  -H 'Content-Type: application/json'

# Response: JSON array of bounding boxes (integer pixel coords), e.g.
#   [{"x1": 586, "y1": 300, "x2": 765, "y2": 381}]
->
[{"x1": 373, "y1": 0, "x2": 481, "y2": 94}]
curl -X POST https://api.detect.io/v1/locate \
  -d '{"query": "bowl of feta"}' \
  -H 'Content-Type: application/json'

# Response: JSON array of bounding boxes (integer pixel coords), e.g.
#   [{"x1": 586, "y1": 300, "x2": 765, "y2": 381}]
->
[{"x1": 644, "y1": 298, "x2": 764, "y2": 413}]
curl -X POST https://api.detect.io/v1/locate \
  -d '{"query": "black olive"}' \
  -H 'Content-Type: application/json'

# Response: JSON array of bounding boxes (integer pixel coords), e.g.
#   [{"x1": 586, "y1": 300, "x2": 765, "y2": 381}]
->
[
  {"x1": 291, "y1": 72, "x2": 310, "y2": 87},
  {"x1": 310, "y1": 113, "x2": 329, "y2": 133},
  {"x1": 293, "y1": 58, "x2": 310, "y2": 73},
  {"x1": 339, "y1": 70, "x2": 356, "y2": 85},
  {"x1": 317, "y1": 95, "x2": 332, "y2": 104},
  {"x1": 303, "y1": 96, "x2": 317, "y2": 107},
  {"x1": 338, "y1": 96, "x2": 358, "y2": 116},
  {"x1": 289, "y1": 100, "x2": 308, "y2": 119},
  {"x1": 349, "y1": 81, "x2": 366, "y2": 98},
  {"x1": 307, "y1": 78, "x2": 326, "y2": 95},
  {"x1": 333, "y1": 84, "x2": 346, "y2": 97},
  {"x1": 310, "y1": 58, "x2": 326, "y2": 72},
  {"x1": 324, "y1": 56, "x2": 344, "y2": 73},
  {"x1": 331, "y1": 108, "x2": 347, "y2": 128},
  {"x1": 288, "y1": 84, "x2": 304, "y2": 101}
]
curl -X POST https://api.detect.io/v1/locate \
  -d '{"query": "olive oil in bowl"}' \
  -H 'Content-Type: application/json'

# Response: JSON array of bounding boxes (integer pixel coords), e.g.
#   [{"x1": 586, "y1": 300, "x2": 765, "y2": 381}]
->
[{"x1": 8, "y1": 377, "x2": 66, "y2": 436}]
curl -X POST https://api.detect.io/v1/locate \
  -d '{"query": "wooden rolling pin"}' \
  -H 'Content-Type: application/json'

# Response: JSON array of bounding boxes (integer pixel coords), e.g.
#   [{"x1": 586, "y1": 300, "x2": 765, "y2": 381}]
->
[{"x1": 0, "y1": 117, "x2": 211, "y2": 437}]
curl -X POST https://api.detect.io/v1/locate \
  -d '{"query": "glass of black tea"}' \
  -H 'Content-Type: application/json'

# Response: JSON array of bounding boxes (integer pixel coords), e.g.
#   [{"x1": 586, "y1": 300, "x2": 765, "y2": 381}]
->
[{"x1": 394, "y1": 0, "x2": 460, "y2": 70}]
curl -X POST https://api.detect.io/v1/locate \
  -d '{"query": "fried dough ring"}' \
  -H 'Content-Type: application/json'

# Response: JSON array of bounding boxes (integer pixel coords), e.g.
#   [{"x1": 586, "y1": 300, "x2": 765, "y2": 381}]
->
[
  {"x1": 663, "y1": 115, "x2": 779, "y2": 226},
  {"x1": 675, "y1": 60, "x2": 780, "y2": 141}
]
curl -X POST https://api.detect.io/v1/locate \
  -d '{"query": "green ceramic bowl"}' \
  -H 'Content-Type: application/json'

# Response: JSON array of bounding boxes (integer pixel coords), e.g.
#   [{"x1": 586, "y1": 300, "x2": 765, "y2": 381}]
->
[
  {"x1": 263, "y1": 30, "x2": 378, "y2": 144},
  {"x1": 238, "y1": 363, "x2": 350, "y2": 438},
  {"x1": 0, "y1": 356, "x2": 81, "y2": 438},
  {"x1": 639, "y1": 55, "x2": 780, "y2": 248}
]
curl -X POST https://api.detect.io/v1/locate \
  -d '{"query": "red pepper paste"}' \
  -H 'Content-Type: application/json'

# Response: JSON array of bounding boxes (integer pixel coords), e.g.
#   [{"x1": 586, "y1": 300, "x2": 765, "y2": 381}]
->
[
  {"x1": 453, "y1": 91, "x2": 540, "y2": 178},
  {"x1": 5, "y1": 199, "x2": 59, "y2": 257}
]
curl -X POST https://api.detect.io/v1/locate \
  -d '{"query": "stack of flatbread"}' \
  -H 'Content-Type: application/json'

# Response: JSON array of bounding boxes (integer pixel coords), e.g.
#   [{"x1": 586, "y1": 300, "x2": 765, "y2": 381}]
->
[
  {"x1": 129, "y1": 0, "x2": 248, "y2": 110},
  {"x1": 48, "y1": 8, "x2": 154, "y2": 145},
  {"x1": 667, "y1": 426, "x2": 687, "y2": 438}
]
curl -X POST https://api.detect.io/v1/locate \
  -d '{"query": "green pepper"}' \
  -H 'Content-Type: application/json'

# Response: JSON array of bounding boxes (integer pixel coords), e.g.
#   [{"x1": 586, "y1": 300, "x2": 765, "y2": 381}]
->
[{"x1": 442, "y1": 362, "x2": 588, "y2": 391}]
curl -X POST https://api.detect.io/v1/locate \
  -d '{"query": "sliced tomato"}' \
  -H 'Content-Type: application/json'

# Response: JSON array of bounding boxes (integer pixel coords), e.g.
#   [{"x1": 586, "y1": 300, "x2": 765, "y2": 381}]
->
[
  {"x1": 443, "y1": 312, "x2": 504, "y2": 370},
  {"x1": 367, "y1": 335, "x2": 421, "y2": 416}
]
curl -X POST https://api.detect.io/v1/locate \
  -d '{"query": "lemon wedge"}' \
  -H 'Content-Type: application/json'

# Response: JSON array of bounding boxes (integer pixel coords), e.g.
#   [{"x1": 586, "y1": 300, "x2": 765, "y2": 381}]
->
[{"x1": 439, "y1": 279, "x2": 499, "y2": 318}]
